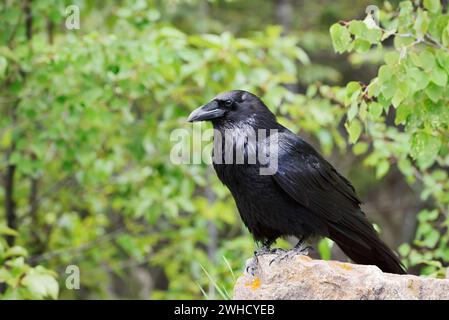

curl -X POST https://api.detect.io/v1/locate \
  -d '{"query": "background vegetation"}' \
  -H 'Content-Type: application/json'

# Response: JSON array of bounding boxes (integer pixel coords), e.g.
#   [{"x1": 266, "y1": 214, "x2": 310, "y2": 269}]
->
[{"x1": 0, "y1": 0, "x2": 448, "y2": 299}]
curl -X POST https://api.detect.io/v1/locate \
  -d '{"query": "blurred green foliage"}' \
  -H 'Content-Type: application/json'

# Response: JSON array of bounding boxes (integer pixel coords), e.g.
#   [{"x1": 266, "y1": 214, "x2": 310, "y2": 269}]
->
[
  {"x1": 0, "y1": 0, "x2": 447, "y2": 299},
  {"x1": 0, "y1": 225, "x2": 58, "y2": 299},
  {"x1": 330, "y1": 0, "x2": 449, "y2": 277}
]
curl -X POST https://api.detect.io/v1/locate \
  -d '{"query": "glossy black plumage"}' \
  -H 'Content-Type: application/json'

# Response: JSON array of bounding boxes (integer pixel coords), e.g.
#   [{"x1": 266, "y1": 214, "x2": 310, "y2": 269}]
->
[{"x1": 189, "y1": 90, "x2": 406, "y2": 274}]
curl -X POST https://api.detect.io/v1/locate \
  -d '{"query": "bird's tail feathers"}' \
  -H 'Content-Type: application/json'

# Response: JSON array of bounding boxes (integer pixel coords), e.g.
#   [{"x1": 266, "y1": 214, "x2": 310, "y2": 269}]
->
[{"x1": 328, "y1": 214, "x2": 406, "y2": 275}]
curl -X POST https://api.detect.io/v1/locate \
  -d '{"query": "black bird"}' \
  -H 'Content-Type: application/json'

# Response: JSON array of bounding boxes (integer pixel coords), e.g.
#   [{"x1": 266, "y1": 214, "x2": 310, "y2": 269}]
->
[{"x1": 188, "y1": 90, "x2": 406, "y2": 274}]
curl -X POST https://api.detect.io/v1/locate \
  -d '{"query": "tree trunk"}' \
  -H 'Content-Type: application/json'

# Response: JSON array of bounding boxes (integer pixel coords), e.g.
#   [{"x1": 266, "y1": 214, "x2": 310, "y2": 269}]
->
[{"x1": 274, "y1": 0, "x2": 293, "y2": 34}]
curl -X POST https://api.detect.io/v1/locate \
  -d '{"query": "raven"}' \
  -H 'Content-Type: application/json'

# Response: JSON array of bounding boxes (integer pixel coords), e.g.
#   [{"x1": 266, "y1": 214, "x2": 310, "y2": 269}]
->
[{"x1": 188, "y1": 90, "x2": 406, "y2": 274}]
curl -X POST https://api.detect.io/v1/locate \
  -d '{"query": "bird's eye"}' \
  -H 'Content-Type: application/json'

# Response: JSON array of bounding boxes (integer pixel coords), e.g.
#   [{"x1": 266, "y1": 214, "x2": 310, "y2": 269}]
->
[{"x1": 224, "y1": 100, "x2": 233, "y2": 107}]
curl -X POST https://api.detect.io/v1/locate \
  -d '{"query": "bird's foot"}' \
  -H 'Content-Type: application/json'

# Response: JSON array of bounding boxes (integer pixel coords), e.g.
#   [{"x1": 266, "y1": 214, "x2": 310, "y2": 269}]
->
[
  {"x1": 269, "y1": 242, "x2": 312, "y2": 266},
  {"x1": 245, "y1": 257, "x2": 259, "y2": 276},
  {"x1": 247, "y1": 246, "x2": 290, "y2": 275},
  {"x1": 247, "y1": 245, "x2": 273, "y2": 276},
  {"x1": 253, "y1": 246, "x2": 271, "y2": 257},
  {"x1": 269, "y1": 248, "x2": 287, "y2": 255},
  {"x1": 254, "y1": 246, "x2": 287, "y2": 256}
]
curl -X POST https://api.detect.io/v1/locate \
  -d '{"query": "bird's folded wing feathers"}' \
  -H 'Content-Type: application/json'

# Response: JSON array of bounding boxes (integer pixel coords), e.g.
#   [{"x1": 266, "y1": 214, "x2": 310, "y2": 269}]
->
[{"x1": 272, "y1": 133, "x2": 362, "y2": 222}]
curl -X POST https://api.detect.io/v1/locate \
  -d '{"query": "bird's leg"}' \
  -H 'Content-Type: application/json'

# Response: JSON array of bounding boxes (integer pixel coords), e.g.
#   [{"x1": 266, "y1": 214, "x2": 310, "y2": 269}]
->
[
  {"x1": 254, "y1": 240, "x2": 274, "y2": 257},
  {"x1": 254, "y1": 241, "x2": 271, "y2": 257},
  {"x1": 255, "y1": 239, "x2": 288, "y2": 256},
  {"x1": 292, "y1": 236, "x2": 312, "y2": 254},
  {"x1": 269, "y1": 247, "x2": 287, "y2": 254},
  {"x1": 269, "y1": 236, "x2": 312, "y2": 266}
]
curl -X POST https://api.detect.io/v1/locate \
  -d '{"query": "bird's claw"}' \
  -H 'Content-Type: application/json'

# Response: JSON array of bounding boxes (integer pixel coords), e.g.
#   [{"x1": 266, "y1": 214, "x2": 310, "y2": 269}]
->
[
  {"x1": 254, "y1": 246, "x2": 271, "y2": 257},
  {"x1": 269, "y1": 248, "x2": 287, "y2": 255},
  {"x1": 248, "y1": 244, "x2": 311, "y2": 274},
  {"x1": 254, "y1": 246, "x2": 287, "y2": 256},
  {"x1": 247, "y1": 247, "x2": 288, "y2": 275},
  {"x1": 269, "y1": 244, "x2": 312, "y2": 266},
  {"x1": 245, "y1": 257, "x2": 259, "y2": 276}
]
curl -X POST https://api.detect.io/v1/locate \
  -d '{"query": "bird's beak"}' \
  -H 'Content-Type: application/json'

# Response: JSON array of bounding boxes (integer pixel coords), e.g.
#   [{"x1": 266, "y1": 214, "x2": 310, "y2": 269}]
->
[{"x1": 188, "y1": 101, "x2": 225, "y2": 122}]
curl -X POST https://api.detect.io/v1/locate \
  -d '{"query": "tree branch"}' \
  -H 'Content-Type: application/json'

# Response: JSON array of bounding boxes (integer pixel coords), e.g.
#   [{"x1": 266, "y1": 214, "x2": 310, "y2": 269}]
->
[{"x1": 4, "y1": 163, "x2": 16, "y2": 246}]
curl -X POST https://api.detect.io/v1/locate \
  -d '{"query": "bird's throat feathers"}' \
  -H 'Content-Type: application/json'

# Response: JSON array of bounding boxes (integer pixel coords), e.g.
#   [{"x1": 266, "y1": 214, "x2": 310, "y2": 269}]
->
[{"x1": 211, "y1": 113, "x2": 281, "y2": 176}]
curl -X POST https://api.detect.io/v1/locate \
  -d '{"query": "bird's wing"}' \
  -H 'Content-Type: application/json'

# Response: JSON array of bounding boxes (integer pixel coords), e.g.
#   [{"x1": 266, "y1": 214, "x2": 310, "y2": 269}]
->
[
  {"x1": 272, "y1": 132, "x2": 362, "y2": 222},
  {"x1": 271, "y1": 131, "x2": 406, "y2": 274}
]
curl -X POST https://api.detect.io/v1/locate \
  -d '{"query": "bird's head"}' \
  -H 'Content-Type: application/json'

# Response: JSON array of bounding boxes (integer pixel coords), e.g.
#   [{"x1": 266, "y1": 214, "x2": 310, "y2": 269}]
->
[{"x1": 188, "y1": 90, "x2": 276, "y2": 128}]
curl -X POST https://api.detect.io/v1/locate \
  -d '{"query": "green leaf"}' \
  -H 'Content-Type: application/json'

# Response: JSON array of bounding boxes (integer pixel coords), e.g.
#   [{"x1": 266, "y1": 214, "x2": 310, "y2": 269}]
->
[
  {"x1": 424, "y1": 0, "x2": 441, "y2": 13},
  {"x1": 0, "y1": 56, "x2": 7, "y2": 80},
  {"x1": 418, "y1": 209, "x2": 439, "y2": 222},
  {"x1": 398, "y1": 158, "x2": 414, "y2": 176},
  {"x1": 0, "y1": 46, "x2": 20, "y2": 63},
  {"x1": 415, "y1": 9, "x2": 429, "y2": 38},
  {"x1": 348, "y1": 21, "x2": 368, "y2": 38},
  {"x1": 395, "y1": 103, "x2": 410, "y2": 124},
  {"x1": 443, "y1": 23, "x2": 449, "y2": 47},
  {"x1": 376, "y1": 159, "x2": 390, "y2": 178},
  {"x1": 0, "y1": 128, "x2": 12, "y2": 148},
  {"x1": 347, "y1": 100, "x2": 359, "y2": 121},
  {"x1": 416, "y1": 51, "x2": 436, "y2": 71},
  {"x1": 408, "y1": 67, "x2": 430, "y2": 91},
  {"x1": 384, "y1": 51, "x2": 400, "y2": 66},
  {"x1": 353, "y1": 142, "x2": 368, "y2": 155},
  {"x1": 381, "y1": 80, "x2": 396, "y2": 99},
  {"x1": 346, "y1": 81, "x2": 361, "y2": 96},
  {"x1": 0, "y1": 225, "x2": 18, "y2": 237},
  {"x1": 353, "y1": 38, "x2": 371, "y2": 53},
  {"x1": 364, "y1": 28, "x2": 382, "y2": 44},
  {"x1": 368, "y1": 102, "x2": 383, "y2": 118},
  {"x1": 318, "y1": 238, "x2": 333, "y2": 260},
  {"x1": 348, "y1": 20, "x2": 381, "y2": 43},
  {"x1": 394, "y1": 34, "x2": 415, "y2": 48},
  {"x1": 398, "y1": 243, "x2": 411, "y2": 257},
  {"x1": 345, "y1": 81, "x2": 361, "y2": 106},
  {"x1": 430, "y1": 67, "x2": 448, "y2": 86},
  {"x1": 392, "y1": 81, "x2": 409, "y2": 108},
  {"x1": 330, "y1": 24, "x2": 352, "y2": 53},
  {"x1": 436, "y1": 50, "x2": 449, "y2": 73},
  {"x1": 410, "y1": 131, "x2": 441, "y2": 169},
  {"x1": 425, "y1": 82, "x2": 444, "y2": 102},
  {"x1": 378, "y1": 65, "x2": 393, "y2": 82},
  {"x1": 346, "y1": 119, "x2": 363, "y2": 144},
  {"x1": 21, "y1": 269, "x2": 59, "y2": 300},
  {"x1": 399, "y1": 1, "x2": 414, "y2": 13},
  {"x1": 367, "y1": 79, "x2": 381, "y2": 97},
  {"x1": 420, "y1": 228, "x2": 440, "y2": 247},
  {"x1": 5, "y1": 246, "x2": 28, "y2": 258},
  {"x1": 358, "y1": 100, "x2": 368, "y2": 121}
]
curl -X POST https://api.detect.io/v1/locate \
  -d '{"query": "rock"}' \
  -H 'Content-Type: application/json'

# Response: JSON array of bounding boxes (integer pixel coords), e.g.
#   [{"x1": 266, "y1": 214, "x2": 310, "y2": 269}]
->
[{"x1": 233, "y1": 254, "x2": 449, "y2": 300}]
